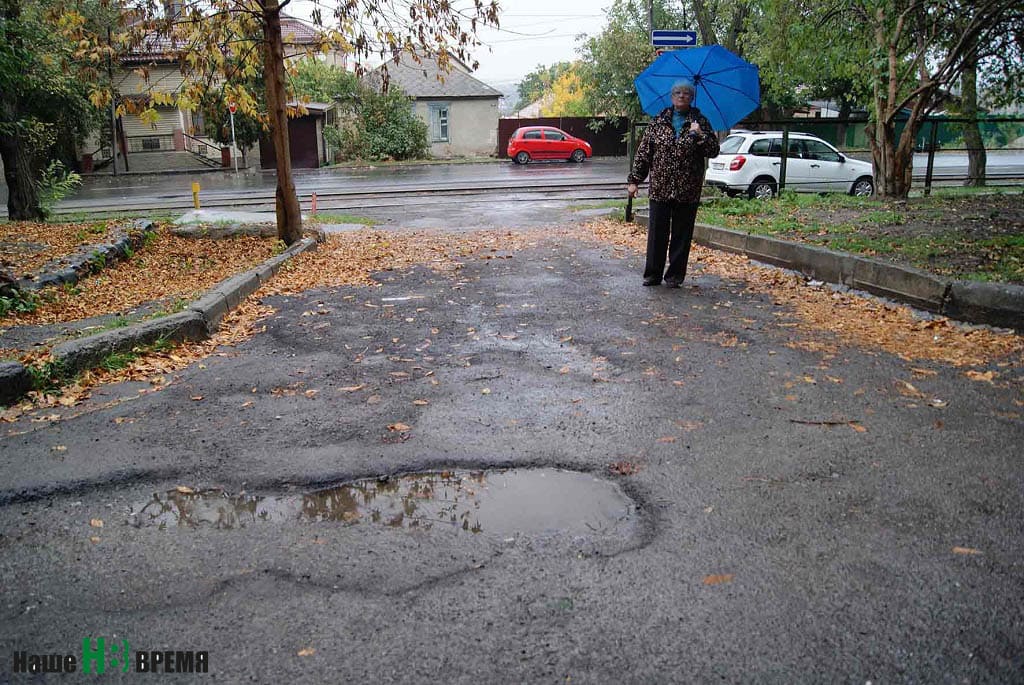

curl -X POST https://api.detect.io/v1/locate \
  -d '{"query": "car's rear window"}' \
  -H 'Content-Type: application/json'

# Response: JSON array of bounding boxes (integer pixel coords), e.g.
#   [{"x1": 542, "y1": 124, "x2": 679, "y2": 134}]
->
[{"x1": 719, "y1": 136, "x2": 745, "y2": 154}]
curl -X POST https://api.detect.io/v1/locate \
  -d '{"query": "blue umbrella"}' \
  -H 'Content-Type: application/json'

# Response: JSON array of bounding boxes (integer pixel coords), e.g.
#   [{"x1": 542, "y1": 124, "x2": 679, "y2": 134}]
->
[{"x1": 634, "y1": 45, "x2": 760, "y2": 131}]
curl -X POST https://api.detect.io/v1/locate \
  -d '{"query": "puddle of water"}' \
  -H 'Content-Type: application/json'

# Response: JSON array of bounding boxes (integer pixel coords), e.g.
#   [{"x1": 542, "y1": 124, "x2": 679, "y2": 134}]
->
[{"x1": 128, "y1": 468, "x2": 636, "y2": 538}]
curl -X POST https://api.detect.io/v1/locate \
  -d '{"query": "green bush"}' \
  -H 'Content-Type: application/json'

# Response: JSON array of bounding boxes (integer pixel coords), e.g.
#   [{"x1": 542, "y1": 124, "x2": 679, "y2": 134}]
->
[
  {"x1": 36, "y1": 160, "x2": 82, "y2": 219},
  {"x1": 0, "y1": 290, "x2": 41, "y2": 317}
]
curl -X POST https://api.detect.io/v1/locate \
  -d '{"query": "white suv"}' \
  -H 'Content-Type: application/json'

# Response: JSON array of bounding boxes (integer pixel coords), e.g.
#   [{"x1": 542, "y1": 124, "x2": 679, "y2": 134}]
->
[{"x1": 705, "y1": 131, "x2": 874, "y2": 199}]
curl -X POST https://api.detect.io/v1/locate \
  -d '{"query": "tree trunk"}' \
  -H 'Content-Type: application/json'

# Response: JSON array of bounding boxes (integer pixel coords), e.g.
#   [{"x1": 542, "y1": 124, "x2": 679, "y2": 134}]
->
[
  {"x1": 691, "y1": 0, "x2": 719, "y2": 46},
  {"x1": 0, "y1": 0, "x2": 43, "y2": 221},
  {"x1": 0, "y1": 128, "x2": 42, "y2": 221},
  {"x1": 868, "y1": 115, "x2": 916, "y2": 198},
  {"x1": 261, "y1": 0, "x2": 302, "y2": 245},
  {"x1": 961, "y1": 49, "x2": 986, "y2": 187},
  {"x1": 836, "y1": 101, "x2": 852, "y2": 149}
]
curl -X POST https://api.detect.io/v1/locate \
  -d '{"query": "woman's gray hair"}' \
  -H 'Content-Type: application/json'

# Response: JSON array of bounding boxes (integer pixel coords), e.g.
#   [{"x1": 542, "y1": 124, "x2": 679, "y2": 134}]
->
[{"x1": 671, "y1": 79, "x2": 696, "y2": 95}]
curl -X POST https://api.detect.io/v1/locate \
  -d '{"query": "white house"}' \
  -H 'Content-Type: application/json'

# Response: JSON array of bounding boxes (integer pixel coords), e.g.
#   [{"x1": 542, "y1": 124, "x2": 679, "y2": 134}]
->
[{"x1": 369, "y1": 53, "x2": 503, "y2": 158}]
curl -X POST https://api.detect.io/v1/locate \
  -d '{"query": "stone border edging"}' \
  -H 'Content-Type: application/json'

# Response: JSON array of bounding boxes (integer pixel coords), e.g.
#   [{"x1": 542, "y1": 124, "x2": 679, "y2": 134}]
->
[
  {"x1": 634, "y1": 211, "x2": 1023, "y2": 332},
  {"x1": 0, "y1": 236, "x2": 318, "y2": 407},
  {"x1": 5, "y1": 220, "x2": 156, "y2": 295}
]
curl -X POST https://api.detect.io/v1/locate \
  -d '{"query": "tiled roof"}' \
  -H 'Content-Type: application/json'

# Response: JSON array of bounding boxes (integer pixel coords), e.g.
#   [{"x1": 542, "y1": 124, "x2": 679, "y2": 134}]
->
[
  {"x1": 279, "y1": 15, "x2": 322, "y2": 44},
  {"x1": 371, "y1": 53, "x2": 502, "y2": 99},
  {"x1": 125, "y1": 14, "x2": 325, "y2": 63}
]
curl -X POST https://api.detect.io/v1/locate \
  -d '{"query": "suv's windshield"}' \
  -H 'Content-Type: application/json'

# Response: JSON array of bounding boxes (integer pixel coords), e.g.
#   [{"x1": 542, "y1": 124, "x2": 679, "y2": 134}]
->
[{"x1": 719, "y1": 136, "x2": 745, "y2": 154}]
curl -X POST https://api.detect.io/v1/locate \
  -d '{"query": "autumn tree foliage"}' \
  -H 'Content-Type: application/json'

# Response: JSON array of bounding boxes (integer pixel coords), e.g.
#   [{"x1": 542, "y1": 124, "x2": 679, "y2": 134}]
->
[
  {"x1": 1, "y1": 0, "x2": 97, "y2": 220},
  {"x1": 52, "y1": 0, "x2": 499, "y2": 244},
  {"x1": 542, "y1": 66, "x2": 589, "y2": 117}
]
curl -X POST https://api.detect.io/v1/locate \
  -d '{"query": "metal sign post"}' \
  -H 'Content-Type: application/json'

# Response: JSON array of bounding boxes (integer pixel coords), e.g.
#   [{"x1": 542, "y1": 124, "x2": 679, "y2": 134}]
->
[{"x1": 228, "y1": 102, "x2": 239, "y2": 173}]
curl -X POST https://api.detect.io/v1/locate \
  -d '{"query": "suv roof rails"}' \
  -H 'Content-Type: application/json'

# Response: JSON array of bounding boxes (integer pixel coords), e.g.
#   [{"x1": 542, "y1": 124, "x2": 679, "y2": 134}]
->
[{"x1": 739, "y1": 130, "x2": 819, "y2": 137}]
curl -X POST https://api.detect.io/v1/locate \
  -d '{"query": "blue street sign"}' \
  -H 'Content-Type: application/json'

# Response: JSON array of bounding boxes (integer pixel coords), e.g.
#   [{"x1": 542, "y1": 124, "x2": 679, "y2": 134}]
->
[{"x1": 651, "y1": 30, "x2": 697, "y2": 47}]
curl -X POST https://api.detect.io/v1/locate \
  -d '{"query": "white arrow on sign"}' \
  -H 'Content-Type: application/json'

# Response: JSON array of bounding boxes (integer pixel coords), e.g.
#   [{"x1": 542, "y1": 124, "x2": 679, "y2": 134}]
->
[{"x1": 651, "y1": 30, "x2": 697, "y2": 47}]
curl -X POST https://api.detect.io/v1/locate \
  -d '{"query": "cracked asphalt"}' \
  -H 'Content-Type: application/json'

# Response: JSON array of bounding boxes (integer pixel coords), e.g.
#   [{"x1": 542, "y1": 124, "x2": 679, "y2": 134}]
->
[{"x1": 1, "y1": 225, "x2": 1022, "y2": 682}]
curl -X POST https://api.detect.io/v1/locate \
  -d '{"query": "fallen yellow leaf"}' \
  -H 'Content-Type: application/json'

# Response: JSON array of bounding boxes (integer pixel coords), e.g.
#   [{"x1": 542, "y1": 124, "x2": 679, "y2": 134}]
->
[
  {"x1": 952, "y1": 546, "x2": 983, "y2": 555},
  {"x1": 703, "y1": 574, "x2": 734, "y2": 586},
  {"x1": 964, "y1": 370, "x2": 995, "y2": 383},
  {"x1": 89, "y1": 519, "x2": 103, "y2": 528},
  {"x1": 895, "y1": 380, "x2": 925, "y2": 398},
  {"x1": 388, "y1": 422, "x2": 411, "y2": 432},
  {"x1": 412, "y1": 399, "x2": 429, "y2": 406},
  {"x1": 340, "y1": 384, "x2": 365, "y2": 392},
  {"x1": 297, "y1": 648, "x2": 316, "y2": 657},
  {"x1": 175, "y1": 486, "x2": 195, "y2": 494}
]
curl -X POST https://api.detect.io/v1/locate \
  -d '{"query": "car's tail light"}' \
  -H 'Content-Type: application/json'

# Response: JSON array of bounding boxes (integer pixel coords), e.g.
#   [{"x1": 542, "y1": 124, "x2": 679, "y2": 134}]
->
[{"x1": 729, "y1": 156, "x2": 746, "y2": 171}]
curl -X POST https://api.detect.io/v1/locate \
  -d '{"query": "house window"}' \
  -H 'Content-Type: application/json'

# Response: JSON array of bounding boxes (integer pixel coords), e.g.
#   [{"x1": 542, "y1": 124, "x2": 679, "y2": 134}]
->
[{"x1": 429, "y1": 103, "x2": 450, "y2": 142}]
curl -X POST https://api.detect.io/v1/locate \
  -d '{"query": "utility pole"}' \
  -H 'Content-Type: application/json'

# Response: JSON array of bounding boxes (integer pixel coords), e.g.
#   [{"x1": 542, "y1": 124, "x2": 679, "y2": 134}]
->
[
  {"x1": 648, "y1": 0, "x2": 654, "y2": 36},
  {"x1": 107, "y1": 27, "x2": 118, "y2": 176}
]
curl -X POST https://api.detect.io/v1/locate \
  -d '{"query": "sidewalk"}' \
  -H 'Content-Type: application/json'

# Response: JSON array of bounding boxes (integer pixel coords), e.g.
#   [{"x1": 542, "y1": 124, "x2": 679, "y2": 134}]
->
[{"x1": 634, "y1": 209, "x2": 1024, "y2": 332}]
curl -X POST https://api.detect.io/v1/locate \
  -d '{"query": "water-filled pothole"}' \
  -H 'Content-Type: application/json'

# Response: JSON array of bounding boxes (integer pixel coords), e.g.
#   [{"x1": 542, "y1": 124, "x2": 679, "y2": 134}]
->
[{"x1": 129, "y1": 468, "x2": 637, "y2": 538}]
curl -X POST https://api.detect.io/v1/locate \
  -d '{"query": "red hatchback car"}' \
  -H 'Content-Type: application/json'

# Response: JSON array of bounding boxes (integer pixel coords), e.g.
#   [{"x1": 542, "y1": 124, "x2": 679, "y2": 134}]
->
[{"x1": 507, "y1": 126, "x2": 593, "y2": 164}]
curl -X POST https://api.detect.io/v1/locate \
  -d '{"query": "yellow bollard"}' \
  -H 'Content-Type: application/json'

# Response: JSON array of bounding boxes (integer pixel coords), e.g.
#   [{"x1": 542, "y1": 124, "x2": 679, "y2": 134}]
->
[{"x1": 191, "y1": 182, "x2": 200, "y2": 209}]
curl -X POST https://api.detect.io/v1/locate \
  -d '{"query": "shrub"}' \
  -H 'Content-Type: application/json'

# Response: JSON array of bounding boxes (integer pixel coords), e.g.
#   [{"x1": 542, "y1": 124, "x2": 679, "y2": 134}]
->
[{"x1": 36, "y1": 160, "x2": 82, "y2": 219}]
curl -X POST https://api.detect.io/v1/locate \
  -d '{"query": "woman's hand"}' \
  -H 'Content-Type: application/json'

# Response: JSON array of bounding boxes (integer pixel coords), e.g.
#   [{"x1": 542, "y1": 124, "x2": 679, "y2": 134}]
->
[
  {"x1": 688, "y1": 122, "x2": 701, "y2": 136},
  {"x1": 627, "y1": 183, "x2": 638, "y2": 198}
]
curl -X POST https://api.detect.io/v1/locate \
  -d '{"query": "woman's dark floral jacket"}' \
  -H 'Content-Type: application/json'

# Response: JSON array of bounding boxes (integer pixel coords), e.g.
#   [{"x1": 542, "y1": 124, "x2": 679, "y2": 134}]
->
[{"x1": 628, "y1": 105, "x2": 720, "y2": 203}]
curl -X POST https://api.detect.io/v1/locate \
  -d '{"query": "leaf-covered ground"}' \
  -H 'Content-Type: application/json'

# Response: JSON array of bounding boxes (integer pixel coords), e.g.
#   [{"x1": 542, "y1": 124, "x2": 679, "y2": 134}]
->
[
  {"x1": 1, "y1": 219, "x2": 123, "y2": 275},
  {"x1": 0, "y1": 223, "x2": 278, "y2": 326}
]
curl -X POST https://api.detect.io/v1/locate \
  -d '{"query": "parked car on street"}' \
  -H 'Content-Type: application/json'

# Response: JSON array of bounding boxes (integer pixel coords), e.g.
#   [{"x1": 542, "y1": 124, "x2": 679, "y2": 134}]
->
[
  {"x1": 507, "y1": 126, "x2": 593, "y2": 164},
  {"x1": 705, "y1": 131, "x2": 874, "y2": 199}
]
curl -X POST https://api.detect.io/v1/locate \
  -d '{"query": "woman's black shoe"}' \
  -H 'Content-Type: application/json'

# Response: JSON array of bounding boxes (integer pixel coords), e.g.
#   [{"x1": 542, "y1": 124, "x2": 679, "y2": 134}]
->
[
  {"x1": 643, "y1": 278, "x2": 661, "y2": 286},
  {"x1": 664, "y1": 278, "x2": 683, "y2": 288}
]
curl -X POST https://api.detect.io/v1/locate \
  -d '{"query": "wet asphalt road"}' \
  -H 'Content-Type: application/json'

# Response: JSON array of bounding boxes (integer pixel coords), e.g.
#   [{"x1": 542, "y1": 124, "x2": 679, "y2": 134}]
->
[{"x1": 1, "y1": 223, "x2": 1023, "y2": 681}]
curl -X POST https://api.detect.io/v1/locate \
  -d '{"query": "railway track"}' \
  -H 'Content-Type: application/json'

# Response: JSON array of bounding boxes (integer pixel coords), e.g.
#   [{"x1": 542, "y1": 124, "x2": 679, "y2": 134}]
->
[{"x1": 52, "y1": 180, "x2": 630, "y2": 217}]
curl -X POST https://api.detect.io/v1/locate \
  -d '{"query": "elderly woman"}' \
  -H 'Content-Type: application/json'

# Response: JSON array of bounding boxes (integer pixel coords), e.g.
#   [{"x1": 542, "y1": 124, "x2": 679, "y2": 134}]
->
[{"x1": 627, "y1": 78, "x2": 719, "y2": 287}]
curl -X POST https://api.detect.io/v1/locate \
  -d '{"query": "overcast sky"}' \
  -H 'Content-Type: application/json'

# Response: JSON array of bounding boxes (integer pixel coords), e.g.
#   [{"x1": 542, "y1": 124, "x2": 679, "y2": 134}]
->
[
  {"x1": 467, "y1": 1, "x2": 609, "y2": 85},
  {"x1": 287, "y1": 1, "x2": 610, "y2": 88}
]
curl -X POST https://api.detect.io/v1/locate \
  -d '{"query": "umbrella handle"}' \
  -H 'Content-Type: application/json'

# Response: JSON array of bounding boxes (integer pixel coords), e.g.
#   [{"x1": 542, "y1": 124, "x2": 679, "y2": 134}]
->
[{"x1": 625, "y1": 194, "x2": 634, "y2": 222}]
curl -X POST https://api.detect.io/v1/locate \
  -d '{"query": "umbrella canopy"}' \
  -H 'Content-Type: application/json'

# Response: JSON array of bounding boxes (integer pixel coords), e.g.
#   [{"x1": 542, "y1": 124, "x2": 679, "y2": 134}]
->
[{"x1": 634, "y1": 45, "x2": 760, "y2": 131}]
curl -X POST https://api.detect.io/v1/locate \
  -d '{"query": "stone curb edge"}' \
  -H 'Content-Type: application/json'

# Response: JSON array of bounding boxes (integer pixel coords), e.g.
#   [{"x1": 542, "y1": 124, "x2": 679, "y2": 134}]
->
[
  {"x1": 0, "y1": 236, "x2": 319, "y2": 407},
  {"x1": 634, "y1": 211, "x2": 1023, "y2": 333}
]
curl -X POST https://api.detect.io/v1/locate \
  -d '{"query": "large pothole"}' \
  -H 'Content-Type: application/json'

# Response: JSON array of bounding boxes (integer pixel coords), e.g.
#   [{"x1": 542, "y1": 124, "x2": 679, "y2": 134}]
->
[{"x1": 129, "y1": 468, "x2": 638, "y2": 539}]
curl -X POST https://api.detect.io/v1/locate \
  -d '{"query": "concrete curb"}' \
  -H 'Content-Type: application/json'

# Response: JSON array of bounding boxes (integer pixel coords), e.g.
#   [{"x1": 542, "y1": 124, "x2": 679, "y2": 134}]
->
[
  {"x1": 0, "y1": 361, "x2": 33, "y2": 406},
  {"x1": 637, "y1": 211, "x2": 1023, "y2": 331},
  {"x1": 2, "y1": 236, "x2": 318, "y2": 407}
]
